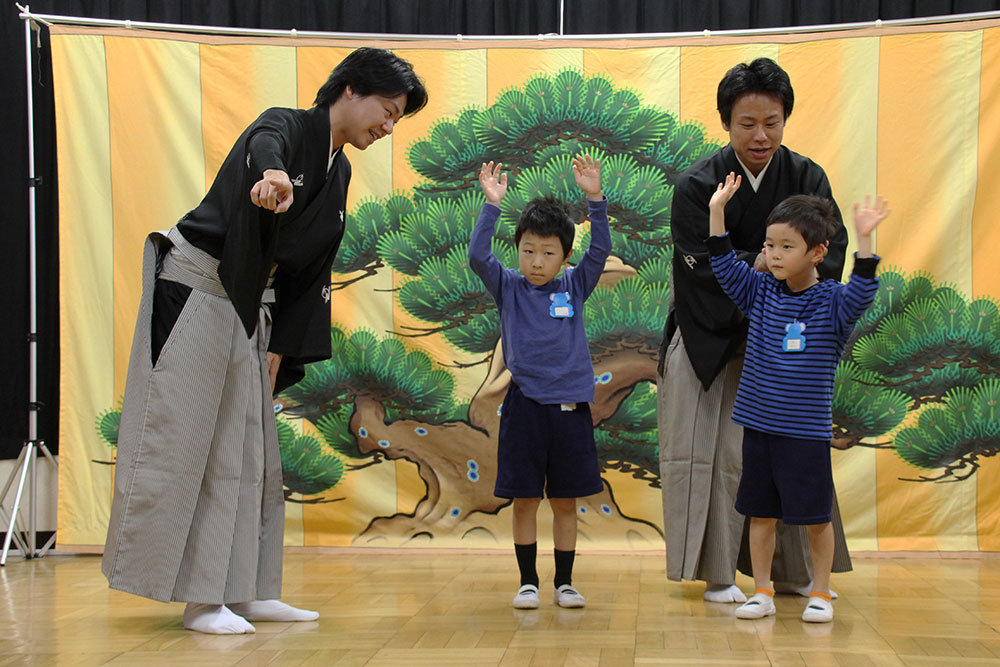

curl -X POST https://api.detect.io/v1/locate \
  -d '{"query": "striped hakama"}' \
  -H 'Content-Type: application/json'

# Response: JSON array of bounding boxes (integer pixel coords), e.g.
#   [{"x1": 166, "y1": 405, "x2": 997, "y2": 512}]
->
[
  {"x1": 102, "y1": 228, "x2": 285, "y2": 604},
  {"x1": 658, "y1": 329, "x2": 851, "y2": 585}
]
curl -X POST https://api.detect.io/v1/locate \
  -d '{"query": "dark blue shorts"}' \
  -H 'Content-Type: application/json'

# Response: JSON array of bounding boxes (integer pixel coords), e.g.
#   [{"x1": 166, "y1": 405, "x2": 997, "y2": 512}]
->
[
  {"x1": 734, "y1": 427, "x2": 833, "y2": 525},
  {"x1": 494, "y1": 383, "x2": 604, "y2": 499}
]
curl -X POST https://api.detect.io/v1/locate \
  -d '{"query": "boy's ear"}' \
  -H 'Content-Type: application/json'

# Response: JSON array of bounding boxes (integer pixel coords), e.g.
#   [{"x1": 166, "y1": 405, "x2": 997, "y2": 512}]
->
[{"x1": 811, "y1": 241, "x2": 829, "y2": 265}]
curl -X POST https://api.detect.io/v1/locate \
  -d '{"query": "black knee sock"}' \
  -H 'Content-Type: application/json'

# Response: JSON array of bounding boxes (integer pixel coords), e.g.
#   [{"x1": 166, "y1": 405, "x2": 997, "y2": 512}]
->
[
  {"x1": 515, "y1": 542, "x2": 538, "y2": 587},
  {"x1": 554, "y1": 548, "x2": 575, "y2": 588}
]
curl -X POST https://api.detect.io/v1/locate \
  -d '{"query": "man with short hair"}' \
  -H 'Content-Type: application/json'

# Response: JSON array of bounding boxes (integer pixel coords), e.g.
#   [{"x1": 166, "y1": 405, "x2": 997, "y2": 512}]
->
[
  {"x1": 103, "y1": 47, "x2": 428, "y2": 634},
  {"x1": 657, "y1": 57, "x2": 852, "y2": 603}
]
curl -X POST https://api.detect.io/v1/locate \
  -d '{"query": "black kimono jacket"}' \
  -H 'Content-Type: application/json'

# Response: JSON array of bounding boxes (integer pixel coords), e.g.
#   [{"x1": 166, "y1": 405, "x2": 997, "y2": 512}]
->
[
  {"x1": 663, "y1": 144, "x2": 848, "y2": 390},
  {"x1": 177, "y1": 104, "x2": 351, "y2": 393}
]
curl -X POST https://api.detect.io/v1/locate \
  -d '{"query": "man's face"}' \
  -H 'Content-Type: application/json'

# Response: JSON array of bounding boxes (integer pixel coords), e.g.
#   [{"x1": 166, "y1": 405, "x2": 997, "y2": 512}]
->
[
  {"x1": 517, "y1": 231, "x2": 569, "y2": 286},
  {"x1": 723, "y1": 92, "x2": 785, "y2": 176},
  {"x1": 334, "y1": 86, "x2": 406, "y2": 150}
]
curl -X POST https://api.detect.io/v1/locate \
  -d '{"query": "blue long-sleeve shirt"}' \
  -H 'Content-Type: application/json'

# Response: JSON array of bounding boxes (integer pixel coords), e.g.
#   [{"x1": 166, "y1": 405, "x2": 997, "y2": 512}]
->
[
  {"x1": 708, "y1": 233, "x2": 879, "y2": 440},
  {"x1": 468, "y1": 198, "x2": 611, "y2": 404}
]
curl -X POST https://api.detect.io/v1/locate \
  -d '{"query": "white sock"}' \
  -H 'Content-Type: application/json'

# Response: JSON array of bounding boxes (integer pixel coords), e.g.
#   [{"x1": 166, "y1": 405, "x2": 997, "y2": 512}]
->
[
  {"x1": 227, "y1": 599, "x2": 320, "y2": 622},
  {"x1": 182, "y1": 603, "x2": 256, "y2": 634},
  {"x1": 703, "y1": 583, "x2": 747, "y2": 603}
]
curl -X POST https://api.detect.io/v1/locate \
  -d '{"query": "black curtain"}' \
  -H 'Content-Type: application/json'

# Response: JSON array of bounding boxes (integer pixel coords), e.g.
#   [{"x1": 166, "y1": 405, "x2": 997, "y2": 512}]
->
[{"x1": 2, "y1": 0, "x2": 999, "y2": 459}]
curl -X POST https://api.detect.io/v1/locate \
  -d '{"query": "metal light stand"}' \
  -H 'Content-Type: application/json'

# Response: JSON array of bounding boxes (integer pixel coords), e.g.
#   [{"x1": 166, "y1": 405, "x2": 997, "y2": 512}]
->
[{"x1": 1, "y1": 5, "x2": 58, "y2": 566}]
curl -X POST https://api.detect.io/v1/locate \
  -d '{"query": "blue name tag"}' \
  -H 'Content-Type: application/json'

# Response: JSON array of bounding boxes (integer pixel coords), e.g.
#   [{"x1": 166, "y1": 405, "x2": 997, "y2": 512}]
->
[
  {"x1": 782, "y1": 321, "x2": 806, "y2": 352},
  {"x1": 550, "y1": 292, "x2": 574, "y2": 318}
]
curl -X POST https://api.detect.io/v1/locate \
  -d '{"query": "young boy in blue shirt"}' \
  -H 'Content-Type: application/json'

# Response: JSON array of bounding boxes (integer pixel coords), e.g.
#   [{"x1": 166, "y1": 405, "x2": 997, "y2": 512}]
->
[
  {"x1": 469, "y1": 155, "x2": 609, "y2": 609},
  {"x1": 707, "y1": 172, "x2": 889, "y2": 623}
]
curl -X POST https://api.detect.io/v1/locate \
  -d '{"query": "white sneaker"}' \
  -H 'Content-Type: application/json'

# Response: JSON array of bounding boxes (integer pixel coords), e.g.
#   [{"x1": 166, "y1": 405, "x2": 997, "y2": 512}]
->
[
  {"x1": 801, "y1": 595, "x2": 834, "y2": 623},
  {"x1": 735, "y1": 592, "x2": 776, "y2": 619},
  {"x1": 552, "y1": 584, "x2": 586, "y2": 608},
  {"x1": 512, "y1": 584, "x2": 540, "y2": 609}
]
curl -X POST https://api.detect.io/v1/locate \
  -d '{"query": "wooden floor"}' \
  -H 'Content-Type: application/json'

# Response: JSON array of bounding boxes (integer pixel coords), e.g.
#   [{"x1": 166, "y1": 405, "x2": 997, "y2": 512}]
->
[{"x1": 1, "y1": 550, "x2": 1000, "y2": 666}]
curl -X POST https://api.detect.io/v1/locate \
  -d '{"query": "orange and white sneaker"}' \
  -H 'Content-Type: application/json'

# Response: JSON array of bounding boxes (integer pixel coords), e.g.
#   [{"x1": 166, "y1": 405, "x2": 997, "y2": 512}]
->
[
  {"x1": 735, "y1": 589, "x2": 776, "y2": 619},
  {"x1": 801, "y1": 593, "x2": 834, "y2": 623}
]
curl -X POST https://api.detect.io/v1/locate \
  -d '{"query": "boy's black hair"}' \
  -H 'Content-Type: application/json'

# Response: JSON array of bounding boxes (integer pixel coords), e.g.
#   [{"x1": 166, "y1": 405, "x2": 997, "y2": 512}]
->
[
  {"x1": 766, "y1": 195, "x2": 839, "y2": 249},
  {"x1": 314, "y1": 47, "x2": 428, "y2": 116},
  {"x1": 717, "y1": 57, "x2": 794, "y2": 126},
  {"x1": 515, "y1": 196, "x2": 575, "y2": 257}
]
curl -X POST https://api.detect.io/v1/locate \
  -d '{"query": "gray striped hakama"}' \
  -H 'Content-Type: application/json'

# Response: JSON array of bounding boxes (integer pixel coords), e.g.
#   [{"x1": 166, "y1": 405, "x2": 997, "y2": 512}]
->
[
  {"x1": 102, "y1": 228, "x2": 285, "y2": 604},
  {"x1": 657, "y1": 328, "x2": 851, "y2": 585}
]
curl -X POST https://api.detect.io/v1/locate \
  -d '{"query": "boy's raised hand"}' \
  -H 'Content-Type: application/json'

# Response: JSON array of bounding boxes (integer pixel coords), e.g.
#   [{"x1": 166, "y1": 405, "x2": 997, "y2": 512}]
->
[
  {"x1": 852, "y1": 195, "x2": 890, "y2": 238},
  {"x1": 572, "y1": 154, "x2": 603, "y2": 201},
  {"x1": 479, "y1": 161, "x2": 508, "y2": 206},
  {"x1": 710, "y1": 171, "x2": 741, "y2": 211}
]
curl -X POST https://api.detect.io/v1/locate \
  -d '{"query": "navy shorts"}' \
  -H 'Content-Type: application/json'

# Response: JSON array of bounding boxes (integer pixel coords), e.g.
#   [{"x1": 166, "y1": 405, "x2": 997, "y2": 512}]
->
[
  {"x1": 494, "y1": 383, "x2": 604, "y2": 499},
  {"x1": 734, "y1": 427, "x2": 833, "y2": 525}
]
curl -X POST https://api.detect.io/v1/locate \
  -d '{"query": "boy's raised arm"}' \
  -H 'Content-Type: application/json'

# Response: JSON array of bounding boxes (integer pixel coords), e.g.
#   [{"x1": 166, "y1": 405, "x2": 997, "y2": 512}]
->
[
  {"x1": 851, "y1": 195, "x2": 889, "y2": 258},
  {"x1": 479, "y1": 161, "x2": 508, "y2": 207},
  {"x1": 571, "y1": 155, "x2": 611, "y2": 297},
  {"x1": 572, "y1": 154, "x2": 603, "y2": 202},
  {"x1": 708, "y1": 171, "x2": 741, "y2": 238},
  {"x1": 468, "y1": 161, "x2": 508, "y2": 297}
]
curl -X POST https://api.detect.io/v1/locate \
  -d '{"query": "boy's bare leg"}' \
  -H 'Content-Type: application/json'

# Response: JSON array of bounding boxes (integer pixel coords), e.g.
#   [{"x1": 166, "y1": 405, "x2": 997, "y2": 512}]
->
[
  {"x1": 549, "y1": 497, "x2": 577, "y2": 551},
  {"x1": 806, "y1": 522, "x2": 834, "y2": 595},
  {"x1": 749, "y1": 517, "x2": 778, "y2": 590},
  {"x1": 513, "y1": 497, "x2": 541, "y2": 544},
  {"x1": 801, "y1": 521, "x2": 835, "y2": 622},
  {"x1": 735, "y1": 517, "x2": 779, "y2": 619}
]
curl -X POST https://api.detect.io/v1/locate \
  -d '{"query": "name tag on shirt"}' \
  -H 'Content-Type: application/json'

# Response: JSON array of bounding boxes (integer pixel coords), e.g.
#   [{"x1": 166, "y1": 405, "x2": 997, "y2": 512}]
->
[
  {"x1": 782, "y1": 322, "x2": 807, "y2": 352},
  {"x1": 550, "y1": 292, "x2": 574, "y2": 318}
]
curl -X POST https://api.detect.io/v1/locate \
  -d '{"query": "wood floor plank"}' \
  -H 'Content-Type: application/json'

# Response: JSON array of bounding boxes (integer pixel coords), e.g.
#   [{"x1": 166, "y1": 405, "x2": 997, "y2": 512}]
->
[{"x1": 1, "y1": 551, "x2": 998, "y2": 665}]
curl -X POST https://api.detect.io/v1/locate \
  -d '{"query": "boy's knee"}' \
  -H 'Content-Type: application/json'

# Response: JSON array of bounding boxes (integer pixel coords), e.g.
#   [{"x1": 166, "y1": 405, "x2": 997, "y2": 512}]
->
[
  {"x1": 750, "y1": 517, "x2": 778, "y2": 527},
  {"x1": 513, "y1": 497, "x2": 542, "y2": 513},
  {"x1": 548, "y1": 497, "x2": 576, "y2": 515},
  {"x1": 805, "y1": 521, "x2": 832, "y2": 535}
]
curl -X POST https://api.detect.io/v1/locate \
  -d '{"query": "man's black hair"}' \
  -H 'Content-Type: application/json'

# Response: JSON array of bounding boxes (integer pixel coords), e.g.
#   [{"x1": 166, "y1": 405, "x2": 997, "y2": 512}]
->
[
  {"x1": 314, "y1": 47, "x2": 428, "y2": 116},
  {"x1": 515, "y1": 196, "x2": 575, "y2": 257},
  {"x1": 717, "y1": 57, "x2": 794, "y2": 126}
]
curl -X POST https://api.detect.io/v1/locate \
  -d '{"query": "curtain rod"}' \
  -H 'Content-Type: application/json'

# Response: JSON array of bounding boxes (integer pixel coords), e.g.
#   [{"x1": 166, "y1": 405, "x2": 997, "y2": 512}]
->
[{"x1": 17, "y1": 5, "x2": 1000, "y2": 42}]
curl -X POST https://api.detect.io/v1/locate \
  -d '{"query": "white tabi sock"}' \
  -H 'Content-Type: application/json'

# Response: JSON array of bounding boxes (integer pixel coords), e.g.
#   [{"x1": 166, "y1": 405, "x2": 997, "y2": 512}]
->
[
  {"x1": 227, "y1": 599, "x2": 320, "y2": 622},
  {"x1": 703, "y1": 583, "x2": 748, "y2": 603},
  {"x1": 182, "y1": 603, "x2": 256, "y2": 634}
]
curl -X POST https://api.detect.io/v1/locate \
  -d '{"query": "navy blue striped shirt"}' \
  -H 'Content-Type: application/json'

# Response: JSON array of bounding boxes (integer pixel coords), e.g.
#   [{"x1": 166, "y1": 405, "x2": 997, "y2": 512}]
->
[{"x1": 708, "y1": 234, "x2": 879, "y2": 440}]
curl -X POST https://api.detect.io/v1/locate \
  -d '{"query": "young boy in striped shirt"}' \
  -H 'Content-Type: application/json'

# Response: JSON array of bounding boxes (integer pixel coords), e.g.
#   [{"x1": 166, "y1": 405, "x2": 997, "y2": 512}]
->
[{"x1": 706, "y1": 172, "x2": 889, "y2": 623}]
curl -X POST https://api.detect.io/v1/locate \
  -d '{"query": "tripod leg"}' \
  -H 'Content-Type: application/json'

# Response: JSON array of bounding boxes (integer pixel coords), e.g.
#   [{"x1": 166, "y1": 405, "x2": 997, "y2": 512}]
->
[
  {"x1": 36, "y1": 443, "x2": 58, "y2": 558},
  {"x1": 0, "y1": 446, "x2": 28, "y2": 503},
  {"x1": 1, "y1": 445, "x2": 35, "y2": 565}
]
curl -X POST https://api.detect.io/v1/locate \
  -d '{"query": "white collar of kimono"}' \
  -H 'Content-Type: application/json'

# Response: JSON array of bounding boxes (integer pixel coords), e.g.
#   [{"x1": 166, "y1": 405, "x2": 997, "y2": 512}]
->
[
  {"x1": 328, "y1": 134, "x2": 341, "y2": 173},
  {"x1": 734, "y1": 152, "x2": 774, "y2": 192}
]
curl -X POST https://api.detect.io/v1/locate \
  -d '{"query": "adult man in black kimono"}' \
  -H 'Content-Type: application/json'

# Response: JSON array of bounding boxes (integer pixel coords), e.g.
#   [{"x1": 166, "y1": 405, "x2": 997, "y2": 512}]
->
[
  {"x1": 657, "y1": 57, "x2": 852, "y2": 604},
  {"x1": 103, "y1": 48, "x2": 428, "y2": 634}
]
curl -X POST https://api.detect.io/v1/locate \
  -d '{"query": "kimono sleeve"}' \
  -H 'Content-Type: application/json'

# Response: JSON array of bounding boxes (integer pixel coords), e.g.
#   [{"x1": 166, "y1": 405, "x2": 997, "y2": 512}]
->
[{"x1": 269, "y1": 240, "x2": 341, "y2": 394}]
